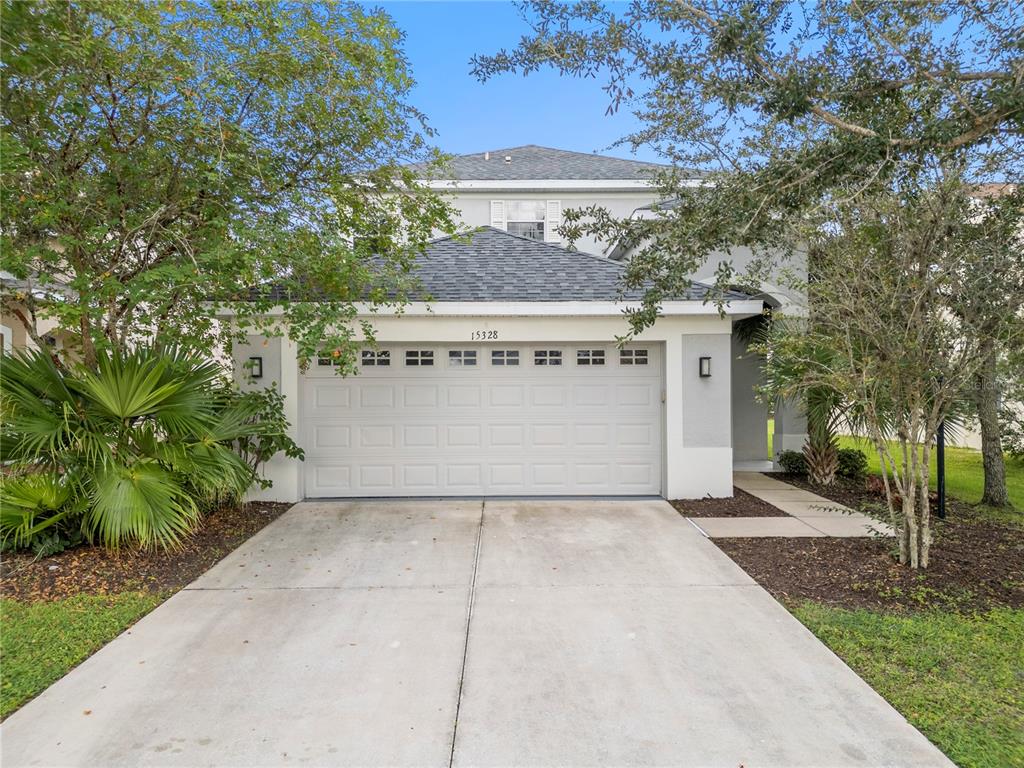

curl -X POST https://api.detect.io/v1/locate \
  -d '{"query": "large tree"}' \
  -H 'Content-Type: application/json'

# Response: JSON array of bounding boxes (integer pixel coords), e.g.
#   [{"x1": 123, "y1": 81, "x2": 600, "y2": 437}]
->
[
  {"x1": 1, "y1": 1, "x2": 454, "y2": 369},
  {"x1": 473, "y1": 0, "x2": 1023, "y2": 505}
]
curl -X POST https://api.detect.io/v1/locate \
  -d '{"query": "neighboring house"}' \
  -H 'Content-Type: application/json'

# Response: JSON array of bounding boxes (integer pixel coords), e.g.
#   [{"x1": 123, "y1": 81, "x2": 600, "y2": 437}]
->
[
  {"x1": 230, "y1": 145, "x2": 805, "y2": 501},
  {"x1": 0, "y1": 272, "x2": 73, "y2": 355}
]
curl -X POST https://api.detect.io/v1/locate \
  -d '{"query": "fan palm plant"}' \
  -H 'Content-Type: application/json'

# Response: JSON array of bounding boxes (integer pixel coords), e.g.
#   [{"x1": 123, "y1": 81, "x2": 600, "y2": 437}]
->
[{"x1": 0, "y1": 347, "x2": 279, "y2": 550}]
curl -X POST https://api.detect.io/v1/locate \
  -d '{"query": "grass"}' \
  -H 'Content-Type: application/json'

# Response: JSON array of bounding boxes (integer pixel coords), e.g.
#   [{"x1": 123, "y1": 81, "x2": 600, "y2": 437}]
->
[
  {"x1": 0, "y1": 592, "x2": 163, "y2": 718},
  {"x1": 793, "y1": 603, "x2": 1024, "y2": 768},
  {"x1": 768, "y1": 418, "x2": 1024, "y2": 510}
]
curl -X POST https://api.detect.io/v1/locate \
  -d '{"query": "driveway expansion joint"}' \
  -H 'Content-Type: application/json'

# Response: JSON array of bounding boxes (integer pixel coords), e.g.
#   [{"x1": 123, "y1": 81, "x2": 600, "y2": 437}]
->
[{"x1": 448, "y1": 500, "x2": 485, "y2": 768}]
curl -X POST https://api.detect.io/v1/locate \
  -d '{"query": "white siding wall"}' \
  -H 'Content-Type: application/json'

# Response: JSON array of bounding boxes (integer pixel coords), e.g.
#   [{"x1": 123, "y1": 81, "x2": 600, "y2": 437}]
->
[{"x1": 448, "y1": 191, "x2": 661, "y2": 256}]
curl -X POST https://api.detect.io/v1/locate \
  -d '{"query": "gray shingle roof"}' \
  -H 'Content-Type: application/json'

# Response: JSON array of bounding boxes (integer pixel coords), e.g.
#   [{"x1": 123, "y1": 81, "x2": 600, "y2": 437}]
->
[
  {"x1": 414, "y1": 144, "x2": 680, "y2": 181},
  {"x1": 406, "y1": 228, "x2": 742, "y2": 302},
  {"x1": 250, "y1": 228, "x2": 747, "y2": 303}
]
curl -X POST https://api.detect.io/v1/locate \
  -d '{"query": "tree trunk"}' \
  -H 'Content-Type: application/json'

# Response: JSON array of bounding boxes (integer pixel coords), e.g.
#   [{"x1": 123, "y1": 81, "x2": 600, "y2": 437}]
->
[{"x1": 976, "y1": 338, "x2": 1011, "y2": 507}]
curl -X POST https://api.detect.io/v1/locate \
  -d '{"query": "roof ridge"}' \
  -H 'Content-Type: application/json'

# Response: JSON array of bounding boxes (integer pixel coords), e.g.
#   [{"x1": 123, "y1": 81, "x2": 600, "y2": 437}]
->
[{"x1": 454, "y1": 144, "x2": 670, "y2": 167}]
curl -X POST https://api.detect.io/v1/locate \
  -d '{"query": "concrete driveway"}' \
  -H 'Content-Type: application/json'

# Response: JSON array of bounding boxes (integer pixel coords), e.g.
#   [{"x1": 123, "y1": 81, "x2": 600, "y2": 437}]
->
[{"x1": 1, "y1": 499, "x2": 951, "y2": 767}]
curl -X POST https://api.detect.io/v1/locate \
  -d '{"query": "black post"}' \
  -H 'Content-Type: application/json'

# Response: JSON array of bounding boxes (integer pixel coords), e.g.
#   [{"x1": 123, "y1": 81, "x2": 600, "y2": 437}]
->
[{"x1": 936, "y1": 420, "x2": 946, "y2": 520}]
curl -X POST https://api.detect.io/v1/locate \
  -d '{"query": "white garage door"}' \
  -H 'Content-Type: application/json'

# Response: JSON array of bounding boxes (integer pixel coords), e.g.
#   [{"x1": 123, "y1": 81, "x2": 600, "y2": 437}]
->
[{"x1": 300, "y1": 344, "x2": 662, "y2": 497}]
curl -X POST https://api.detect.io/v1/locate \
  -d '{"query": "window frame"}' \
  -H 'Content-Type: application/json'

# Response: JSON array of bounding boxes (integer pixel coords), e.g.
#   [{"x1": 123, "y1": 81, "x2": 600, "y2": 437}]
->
[
  {"x1": 404, "y1": 349, "x2": 435, "y2": 367},
  {"x1": 504, "y1": 200, "x2": 547, "y2": 241},
  {"x1": 448, "y1": 349, "x2": 478, "y2": 368},
  {"x1": 576, "y1": 349, "x2": 606, "y2": 366},
  {"x1": 361, "y1": 349, "x2": 391, "y2": 367},
  {"x1": 619, "y1": 348, "x2": 649, "y2": 366},
  {"x1": 533, "y1": 349, "x2": 563, "y2": 366},
  {"x1": 491, "y1": 349, "x2": 521, "y2": 367}
]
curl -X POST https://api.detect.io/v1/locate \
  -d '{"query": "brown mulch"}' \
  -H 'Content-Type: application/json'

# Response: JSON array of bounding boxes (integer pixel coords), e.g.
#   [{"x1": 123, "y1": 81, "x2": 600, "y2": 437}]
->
[
  {"x1": 0, "y1": 502, "x2": 293, "y2": 603},
  {"x1": 717, "y1": 476, "x2": 1024, "y2": 613},
  {"x1": 670, "y1": 487, "x2": 788, "y2": 517}
]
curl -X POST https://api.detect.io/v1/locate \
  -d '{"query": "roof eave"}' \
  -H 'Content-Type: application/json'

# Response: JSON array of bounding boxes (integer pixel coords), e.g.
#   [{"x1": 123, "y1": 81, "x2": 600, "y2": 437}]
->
[{"x1": 216, "y1": 299, "x2": 764, "y2": 319}]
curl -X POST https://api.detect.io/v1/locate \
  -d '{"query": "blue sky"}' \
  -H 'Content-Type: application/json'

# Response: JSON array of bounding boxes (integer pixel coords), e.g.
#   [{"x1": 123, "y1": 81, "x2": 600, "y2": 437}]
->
[{"x1": 381, "y1": 2, "x2": 660, "y2": 162}]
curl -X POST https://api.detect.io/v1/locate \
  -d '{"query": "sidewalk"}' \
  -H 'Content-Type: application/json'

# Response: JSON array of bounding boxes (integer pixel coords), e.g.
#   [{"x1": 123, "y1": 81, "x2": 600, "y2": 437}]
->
[{"x1": 688, "y1": 472, "x2": 896, "y2": 538}]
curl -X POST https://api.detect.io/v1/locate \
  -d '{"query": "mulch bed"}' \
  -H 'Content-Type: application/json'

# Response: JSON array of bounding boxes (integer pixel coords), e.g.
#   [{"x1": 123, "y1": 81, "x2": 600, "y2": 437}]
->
[
  {"x1": 0, "y1": 502, "x2": 292, "y2": 603},
  {"x1": 670, "y1": 487, "x2": 788, "y2": 518},
  {"x1": 717, "y1": 475, "x2": 1024, "y2": 613}
]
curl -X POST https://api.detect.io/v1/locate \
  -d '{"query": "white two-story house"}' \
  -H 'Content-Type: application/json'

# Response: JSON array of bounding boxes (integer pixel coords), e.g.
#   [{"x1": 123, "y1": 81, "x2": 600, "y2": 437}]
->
[{"x1": 233, "y1": 145, "x2": 805, "y2": 502}]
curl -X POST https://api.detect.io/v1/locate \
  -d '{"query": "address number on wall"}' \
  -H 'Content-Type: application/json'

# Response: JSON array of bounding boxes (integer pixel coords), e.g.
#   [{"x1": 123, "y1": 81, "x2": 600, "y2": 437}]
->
[{"x1": 470, "y1": 330, "x2": 499, "y2": 340}]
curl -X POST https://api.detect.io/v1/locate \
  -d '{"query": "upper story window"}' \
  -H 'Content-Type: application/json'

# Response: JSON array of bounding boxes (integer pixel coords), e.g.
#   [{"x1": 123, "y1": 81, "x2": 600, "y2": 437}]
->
[
  {"x1": 492, "y1": 200, "x2": 561, "y2": 243},
  {"x1": 506, "y1": 201, "x2": 546, "y2": 240}
]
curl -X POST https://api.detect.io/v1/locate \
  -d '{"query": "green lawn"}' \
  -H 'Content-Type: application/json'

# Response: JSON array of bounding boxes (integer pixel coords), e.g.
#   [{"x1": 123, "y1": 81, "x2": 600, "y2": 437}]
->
[
  {"x1": 768, "y1": 419, "x2": 1024, "y2": 509},
  {"x1": 793, "y1": 603, "x2": 1024, "y2": 768},
  {"x1": 0, "y1": 593, "x2": 163, "y2": 718}
]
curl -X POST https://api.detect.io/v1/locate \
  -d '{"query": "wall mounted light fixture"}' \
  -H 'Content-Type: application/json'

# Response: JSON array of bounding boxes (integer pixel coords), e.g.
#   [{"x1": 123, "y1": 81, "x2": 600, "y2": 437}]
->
[
  {"x1": 698, "y1": 356, "x2": 712, "y2": 378},
  {"x1": 248, "y1": 356, "x2": 264, "y2": 379}
]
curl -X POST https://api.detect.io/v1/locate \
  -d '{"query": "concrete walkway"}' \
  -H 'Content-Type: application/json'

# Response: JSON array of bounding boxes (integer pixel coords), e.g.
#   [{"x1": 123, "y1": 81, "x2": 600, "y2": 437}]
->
[
  {"x1": 1, "y1": 499, "x2": 946, "y2": 767},
  {"x1": 690, "y1": 472, "x2": 896, "y2": 538}
]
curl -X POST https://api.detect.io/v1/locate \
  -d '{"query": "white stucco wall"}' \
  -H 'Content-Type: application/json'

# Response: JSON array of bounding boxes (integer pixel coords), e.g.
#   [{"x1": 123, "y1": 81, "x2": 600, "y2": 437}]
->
[
  {"x1": 731, "y1": 334, "x2": 768, "y2": 462},
  {"x1": 232, "y1": 303, "x2": 758, "y2": 502}
]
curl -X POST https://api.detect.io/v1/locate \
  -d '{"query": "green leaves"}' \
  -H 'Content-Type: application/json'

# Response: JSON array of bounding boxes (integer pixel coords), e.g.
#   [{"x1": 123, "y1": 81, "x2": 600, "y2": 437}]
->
[
  {"x1": 1, "y1": 1, "x2": 455, "y2": 367},
  {"x1": 85, "y1": 461, "x2": 199, "y2": 550},
  {"x1": 0, "y1": 346, "x2": 299, "y2": 551}
]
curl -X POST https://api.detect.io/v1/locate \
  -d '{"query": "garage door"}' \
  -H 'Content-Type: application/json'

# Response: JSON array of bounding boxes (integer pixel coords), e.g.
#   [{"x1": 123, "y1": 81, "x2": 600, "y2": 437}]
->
[{"x1": 300, "y1": 344, "x2": 662, "y2": 496}]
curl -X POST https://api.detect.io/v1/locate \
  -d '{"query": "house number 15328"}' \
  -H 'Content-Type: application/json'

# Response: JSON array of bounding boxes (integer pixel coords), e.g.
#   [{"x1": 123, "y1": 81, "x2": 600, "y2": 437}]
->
[{"x1": 470, "y1": 330, "x2": 499, "y2": 340}]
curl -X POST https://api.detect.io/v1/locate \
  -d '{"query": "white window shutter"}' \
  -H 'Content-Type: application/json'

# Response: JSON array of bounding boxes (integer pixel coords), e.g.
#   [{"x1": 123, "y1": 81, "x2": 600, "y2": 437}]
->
[
  {"x1": 490, "y1": 200, "x2": 506, "y2": 230},
  {"x1": 545, "y1": 200, "x2": 562, "y2": 242}
]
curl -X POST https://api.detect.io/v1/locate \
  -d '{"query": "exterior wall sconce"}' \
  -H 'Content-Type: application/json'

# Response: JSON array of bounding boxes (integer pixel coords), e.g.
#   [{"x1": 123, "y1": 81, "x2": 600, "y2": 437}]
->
[
  {"x1": 247, "y1": 356, "x2": 264, "y2": 379},
  {"x1": 699, "y1": 356, "x2": 712, "y2": 378}
]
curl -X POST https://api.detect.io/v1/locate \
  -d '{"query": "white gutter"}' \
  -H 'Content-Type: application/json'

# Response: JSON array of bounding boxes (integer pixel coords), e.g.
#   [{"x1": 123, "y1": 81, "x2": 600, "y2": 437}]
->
[
  {"x1": 216, "y1": 299, "x2": 764, "y2": 319},
  {"x1": 421, "y1": 179, "x2": 704, "y2": 192}
]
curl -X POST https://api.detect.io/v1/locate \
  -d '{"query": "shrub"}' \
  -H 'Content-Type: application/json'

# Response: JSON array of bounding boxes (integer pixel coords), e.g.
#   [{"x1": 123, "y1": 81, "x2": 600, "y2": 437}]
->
[
  {"x1": 837, "y1": 447, "x2": 869, "y2": 479},
  {"x1": 0, "y1": 347, "x2": 299, "y2": 551},
  {"x1": 777, "y1": 449, "x2": 807, "y2": 474}
]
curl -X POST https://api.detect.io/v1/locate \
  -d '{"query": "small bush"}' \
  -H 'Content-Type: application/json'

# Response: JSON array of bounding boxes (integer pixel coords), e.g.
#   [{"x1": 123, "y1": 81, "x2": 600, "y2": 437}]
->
[
  {"x1": 0, "y1": 347, "x2": 299, "y2": 551},
  {"x1": 837, "y1": 448, "x2": 869, "y2": 479},
  {"x1": 778, "y1": 449, "x2": 807, "y2": 474}
]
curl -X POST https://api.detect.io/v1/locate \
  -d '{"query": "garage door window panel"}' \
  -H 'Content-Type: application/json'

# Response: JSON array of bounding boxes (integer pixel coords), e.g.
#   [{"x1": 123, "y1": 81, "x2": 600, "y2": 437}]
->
[
  {"x1": 620, "y1": 349, "x2": 649, "y2": 366},
  {"x1": 405, "y1": 350, "x2": 434, "y2": 367},
  {"x1": 448, "y1": 350, "x2": 478, "y2": 367},
  {"x1": 361, "y1": 350, "x2": 391, "y2": 367},
  {"x1": 491, "y1": 350, "x2": 520, "y2": 366},
  {"x1": 534, "y1": 349, "x2": 563, "y2": 366},
  {"x1": 576, "y1": 349, "x2": 606, "y2": 366}
]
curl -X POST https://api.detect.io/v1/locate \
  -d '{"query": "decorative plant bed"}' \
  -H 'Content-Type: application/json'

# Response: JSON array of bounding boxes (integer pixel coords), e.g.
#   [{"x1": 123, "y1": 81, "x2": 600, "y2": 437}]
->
[{"x1": 670, "y1": 487, "x2": 789, "y2": 518}]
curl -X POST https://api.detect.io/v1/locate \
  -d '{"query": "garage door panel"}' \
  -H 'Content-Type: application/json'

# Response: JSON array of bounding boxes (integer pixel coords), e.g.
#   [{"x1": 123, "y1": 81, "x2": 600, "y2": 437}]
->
[
  {"x1": 402, "y1": 384, "x2": 438, "y2": 408},
  {"x1": 574, "y1": 424, "x2": 609, "y2": 446},
  {"x1": 447, "y1": 424, "x2": 482, "y2": 448},
  {"x1": 531, "y1": 423, "x2": 568, "y2": 448},
  {"x1": 618, "y1": 423, "x2": 655, "y2": 448},
  {"x1": 531, "y1": 385, "x2": 566, "y2": 407},
  {"x1": 402, "y1": 464, "x2": 439, "y2": 488},
  {"x1": 573, "y1": 384, "x2": 610, "y2": 407},
  {"x1": 357, "y1": 384, "x2": 395, "y2": 409},
  {"x1": 616, "y1": 383, "x2": 654, "y2": 406},
  {"x1": 302, "y1": 344, "x2": 661, "y2": 496},
  {"x1": 489, "y1": 424, "x2": 525, "y2": 447},
  {"x1": 447, "y1": 385, "x2": 482, "y2": 407}
]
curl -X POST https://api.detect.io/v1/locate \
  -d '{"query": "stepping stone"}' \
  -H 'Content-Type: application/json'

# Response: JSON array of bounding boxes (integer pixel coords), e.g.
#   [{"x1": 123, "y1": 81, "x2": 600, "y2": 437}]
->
[
  {"x1": 690, "y1": 517, "x2": 825, "y2": 538},
  {"x1": 771, "y1": 500, "x2": 856, "y2": 518},
  {"x1": 804, "y1": 516, "x2": 895, "y2": 538}
]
